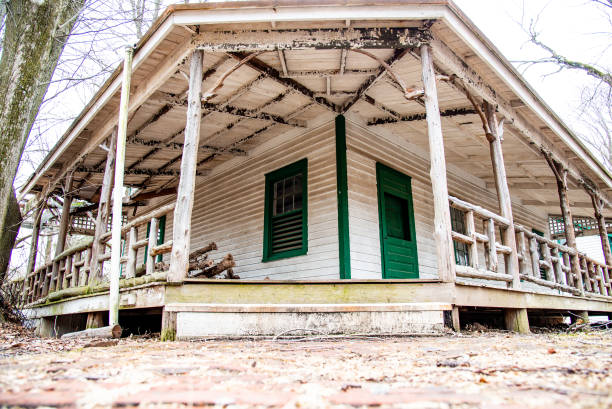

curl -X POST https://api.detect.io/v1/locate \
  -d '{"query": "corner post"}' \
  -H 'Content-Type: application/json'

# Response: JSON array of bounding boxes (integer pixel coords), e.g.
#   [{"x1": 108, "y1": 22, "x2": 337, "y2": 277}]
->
[
  {"x1": 335, "y1": 115, "x2": 351, "y2": 279},
  {"x1": 483, "y1": 102, "x2": 520, "y2": 288},
  {"x1": 109, "y1": 46, "x2": 134, "y2": 326},
  {"x1": 420, "y1": 44, "x2": 456, "y2": 282},
  {"x1": 169, "y1": 49, "x2": 203, "y2": 283}
]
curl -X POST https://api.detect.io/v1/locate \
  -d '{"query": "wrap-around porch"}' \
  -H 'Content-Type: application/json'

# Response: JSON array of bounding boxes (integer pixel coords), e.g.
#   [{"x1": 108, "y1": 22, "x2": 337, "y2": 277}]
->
[{"x1": 14, "y1": 2, "x2": 612, "y2": 337}]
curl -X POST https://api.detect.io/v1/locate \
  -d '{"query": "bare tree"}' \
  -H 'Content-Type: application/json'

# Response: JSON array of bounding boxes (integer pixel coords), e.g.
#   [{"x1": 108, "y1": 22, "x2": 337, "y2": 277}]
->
[
  {"x1": 515, "y1": 0, "x2": 612, "y2": 169},
  {"x1": 0, "y1": 0, "x2": 86, "y2": 281}
]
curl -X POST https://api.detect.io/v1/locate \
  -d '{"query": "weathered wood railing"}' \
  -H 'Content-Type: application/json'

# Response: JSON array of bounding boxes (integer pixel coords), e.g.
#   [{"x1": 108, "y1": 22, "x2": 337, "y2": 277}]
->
[
  {"x1": 449, "y1": 196, "x2": 515, "y2": 283},
  {"x1": 98, "y1": 203, "x2": 175, "y2": 279},
  {"x1": 450, "y1": 196, "x2": 612, "y2": 299},
  {"x1": 21, "y1": 204, "x2": 175, "y2": 306}
]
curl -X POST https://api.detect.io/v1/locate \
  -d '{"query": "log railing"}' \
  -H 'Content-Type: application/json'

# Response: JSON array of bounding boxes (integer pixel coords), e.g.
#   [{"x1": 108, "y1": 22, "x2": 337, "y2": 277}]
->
[
  {"x1": 449, "y1": 196, "x2": 515, "y2": 283},
  {"x1": 20, "y1": 204, "x2": 175, "y2": 306},
  {"x1": 450, "y1": 196, "x2": 612, "y2": 299}
]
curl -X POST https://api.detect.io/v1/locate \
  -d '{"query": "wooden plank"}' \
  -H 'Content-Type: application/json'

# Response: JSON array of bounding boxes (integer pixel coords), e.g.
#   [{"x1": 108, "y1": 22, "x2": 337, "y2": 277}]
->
[{"x1": 169, "y1": 50, "x2": 204, "y2": 283}]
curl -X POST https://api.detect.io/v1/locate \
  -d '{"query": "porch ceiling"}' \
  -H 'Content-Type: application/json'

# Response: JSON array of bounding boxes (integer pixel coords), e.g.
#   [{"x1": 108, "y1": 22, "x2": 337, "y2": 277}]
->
[{"x1": 23, "y1": 2, "x2": 612, "y2": 219}]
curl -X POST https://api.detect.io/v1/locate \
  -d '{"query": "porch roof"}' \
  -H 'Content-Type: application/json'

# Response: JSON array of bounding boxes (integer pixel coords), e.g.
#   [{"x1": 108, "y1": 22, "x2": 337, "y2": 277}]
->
[{"x1": 20, "y1": 0, "x2": 612, "y2": 218}]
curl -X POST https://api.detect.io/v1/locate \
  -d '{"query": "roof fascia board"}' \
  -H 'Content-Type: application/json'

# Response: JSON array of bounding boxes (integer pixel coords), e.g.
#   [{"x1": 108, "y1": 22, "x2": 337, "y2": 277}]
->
[
  {"x1": 440, "y1": 7, "x2": 612, "y2": 190},
  {"x1": 172, "y1": 4, "x2": 447, "y2": 26},
  {"x1": 19, "y1": 14, "x2": 178, "y2": 200}
]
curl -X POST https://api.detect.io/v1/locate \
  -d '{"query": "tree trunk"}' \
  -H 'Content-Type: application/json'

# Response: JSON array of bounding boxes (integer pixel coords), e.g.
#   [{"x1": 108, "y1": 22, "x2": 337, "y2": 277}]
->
[
  {"x1": 0, "y1": 190, "x2": 22, "y2": 282},
  {"x1": 0, "y1": 0, "x2": 85, "y2": 274}
]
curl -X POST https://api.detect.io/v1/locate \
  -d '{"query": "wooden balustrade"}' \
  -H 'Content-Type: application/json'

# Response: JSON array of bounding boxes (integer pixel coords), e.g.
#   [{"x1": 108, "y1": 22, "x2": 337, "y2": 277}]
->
[
  {"x1": 450, "y1": 197, "x2": 612, "y2": 300},
  {"x1": 20, "y1": 204, "x2": 175, "y2": 306},
  {"x1": 449, "y1": 196, "x2": 514, "y2": 283}
]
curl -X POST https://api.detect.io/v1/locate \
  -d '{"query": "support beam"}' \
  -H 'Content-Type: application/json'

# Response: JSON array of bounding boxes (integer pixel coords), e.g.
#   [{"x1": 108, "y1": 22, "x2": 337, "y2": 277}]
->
[
  {"x1": 228, "y1": 52, "x2": 339, "y2": 113},
  {"x1": 110, "y1": 47, "x2": 134, "y2": 327},
  {"x1": 367, "y1": 107, "x2": 476, "y2": 125},
  {"x1": 484, "y1": 102, "x2": 520, "y2": 289},
  {"x1": 169, "y1": 50, "x2": 204, "y2": 283},
  {"x1": 543, "y1": 151, "x2": 585, "y2": 295},
  {"x1": 342, "y1": 48, "x2": 409, "y2": 113},
  {"x1": 420, "y1": 44, "x2": 455, "y2": 283},
  {"x1": 55, "y1": 172, "x2": 74, "y2": 257},
  {"x1": 90, "y1": 129, "x2": 117, "y2": 282},
  {"x1": 195, "y1": 27, "x2": 430, "y2": 52},
  {"x1": 76, "y1": 165, "x2": 205, "y2": 178},
  {"x1": 589, "y1": 192, "x2": 612, "y2": 266}
]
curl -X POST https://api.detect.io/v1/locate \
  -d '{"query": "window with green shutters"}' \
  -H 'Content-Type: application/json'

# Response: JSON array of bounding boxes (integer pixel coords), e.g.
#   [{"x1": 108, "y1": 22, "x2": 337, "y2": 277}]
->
[{"x1": 263, "y1": 159, "x2": 308, "y2": 261}]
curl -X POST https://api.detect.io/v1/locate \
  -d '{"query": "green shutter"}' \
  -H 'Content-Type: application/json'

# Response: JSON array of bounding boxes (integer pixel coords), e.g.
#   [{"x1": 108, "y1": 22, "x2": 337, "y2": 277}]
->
[
  {"x1": 144, "y1": 215, "x2": 166, "y2": 263},
  {"x1": 263, "y1": 159, "x2": 308, "y2": 261},
  {"x1": 335, "y1": 115, "x2": 351, "y2": 279}
]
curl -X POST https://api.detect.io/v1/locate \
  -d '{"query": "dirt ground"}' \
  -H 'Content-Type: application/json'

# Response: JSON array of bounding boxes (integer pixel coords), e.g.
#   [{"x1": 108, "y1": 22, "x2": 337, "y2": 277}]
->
[{"x1": 0, "y1": 324, "x2": 611, "y2": 409}]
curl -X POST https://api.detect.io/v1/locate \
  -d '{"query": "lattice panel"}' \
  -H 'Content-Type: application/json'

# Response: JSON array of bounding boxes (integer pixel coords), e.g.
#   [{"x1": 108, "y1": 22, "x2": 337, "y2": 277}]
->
[{"x1": 549, "y1": 215, "x2": 612, "y2": 237}]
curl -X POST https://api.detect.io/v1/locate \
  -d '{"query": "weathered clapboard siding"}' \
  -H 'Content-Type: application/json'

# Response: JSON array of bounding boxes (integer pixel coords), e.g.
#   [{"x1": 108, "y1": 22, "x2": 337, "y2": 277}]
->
[
  {"x1": 345, "y1": 117, "x2": 548, "y2": 282},
  {"x1": 178, "y1": 122, "x2": 340, "y2": 280}
]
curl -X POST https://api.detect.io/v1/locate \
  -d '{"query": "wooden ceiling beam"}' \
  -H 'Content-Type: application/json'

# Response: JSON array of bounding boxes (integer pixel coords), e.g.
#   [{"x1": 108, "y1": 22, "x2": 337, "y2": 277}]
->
[
  {"x1": 195, "y1": 27, "x2": 430, "y2": 52},
  {"x1": 229, "y1": 52, "x2": 339, "y2": 113},
  {"x1": 342, "y1": 48, "x2": 410, "y2": 114},
  {"x1": 76, "y1": 166, "x2": 208, "y2": 177},
  {"x1": 368, "y1": 107, "x2": 476, "y2": 125}
]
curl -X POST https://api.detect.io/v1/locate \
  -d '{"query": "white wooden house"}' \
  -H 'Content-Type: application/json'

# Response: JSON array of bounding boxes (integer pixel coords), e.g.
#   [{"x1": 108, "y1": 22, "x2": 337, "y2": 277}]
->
[{"x1": 14, "y1": 0, "x2": 612, "y2": 338}]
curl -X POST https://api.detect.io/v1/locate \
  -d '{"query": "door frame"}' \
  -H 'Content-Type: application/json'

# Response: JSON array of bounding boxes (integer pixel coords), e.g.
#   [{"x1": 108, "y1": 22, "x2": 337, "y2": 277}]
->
[{"x1": 376, "y1": 162, "x2": 419, "y2": 279}]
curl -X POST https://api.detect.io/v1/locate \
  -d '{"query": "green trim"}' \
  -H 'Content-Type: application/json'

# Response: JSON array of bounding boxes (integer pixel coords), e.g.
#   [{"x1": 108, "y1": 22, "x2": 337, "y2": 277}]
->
[
  {"x1": 376, "y1": 163, "x2": 419, "y2": 279},
  {"x1": 144, "y1": 215, "x2": 166, "y2": 263},
  {"x1": 262, "y1": 158, "x2": 308, "y2": 262},
  {"x1": 335, "y1": 115, "x2": 351, "y2": 279}
]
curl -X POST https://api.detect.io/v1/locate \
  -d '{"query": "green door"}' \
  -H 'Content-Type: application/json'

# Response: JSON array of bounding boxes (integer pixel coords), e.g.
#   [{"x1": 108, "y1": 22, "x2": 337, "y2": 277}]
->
[{"x1": 376, "y1": 163, "x2": 419, "y2": 278}]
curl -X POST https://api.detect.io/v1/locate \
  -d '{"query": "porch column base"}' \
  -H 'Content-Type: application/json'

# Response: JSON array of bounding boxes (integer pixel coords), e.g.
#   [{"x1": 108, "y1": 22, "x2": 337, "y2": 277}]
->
[
  {"x1": 504, "y1": 308, "x2": 530, "y2": 334},
  {"x1": 451, "y1": 306, "x2": 460, "y2": 332},
  {"x1": 161, "y1": 308, "x2": 177, "y2": 341}
]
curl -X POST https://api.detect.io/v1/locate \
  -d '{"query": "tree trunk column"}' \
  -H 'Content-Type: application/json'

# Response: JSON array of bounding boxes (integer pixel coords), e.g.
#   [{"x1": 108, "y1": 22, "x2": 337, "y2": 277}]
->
[
  {"x1": 589, "y1": 192, "x2": 612, "y2": 266},
  {"x1": 50, "y1": 172, "x2": 74, "y2": 293},
  {"x1": 420, "y1": 44, "x2": 456, "y2": 282},
  {"x1": 484, "y1": 102, "x2": 520, "y2": 289},
  {"x1": 544, "y1": 153, "x2": 585, "y2": 295},
  {"x1": 26, "y1": 196, "x2": 44, "y2": 277},
  {"x1": 169, "y1": 49, "x2": 203, "y2": 283}
]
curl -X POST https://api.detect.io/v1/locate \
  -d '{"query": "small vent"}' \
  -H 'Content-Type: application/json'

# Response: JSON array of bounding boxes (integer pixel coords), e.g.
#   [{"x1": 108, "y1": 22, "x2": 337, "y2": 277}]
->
[{"x1": 271, "y1": 212, "x2": 303, "y2": 253}]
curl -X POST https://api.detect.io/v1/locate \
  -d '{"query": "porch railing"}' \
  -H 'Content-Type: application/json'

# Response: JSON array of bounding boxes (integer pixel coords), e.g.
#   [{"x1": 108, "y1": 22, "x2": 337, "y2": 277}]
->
[
  {"x1": 450, "y1": 196, "x2": 612, "y2": 299},
  {"x1": 19, "y1": 203, "x2": 175, "y2": 306}
]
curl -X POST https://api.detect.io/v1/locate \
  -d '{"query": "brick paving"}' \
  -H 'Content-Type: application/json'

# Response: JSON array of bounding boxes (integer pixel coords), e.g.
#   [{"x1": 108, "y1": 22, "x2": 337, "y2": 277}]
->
[{"x1": 0, "y1": 330, "x2": 611, "y2": 408}]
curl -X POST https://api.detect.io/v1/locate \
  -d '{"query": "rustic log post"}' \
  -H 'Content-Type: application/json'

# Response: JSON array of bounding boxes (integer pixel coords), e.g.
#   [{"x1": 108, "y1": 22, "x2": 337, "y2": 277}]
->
[
  {"x1": 484, "y1": 102, "x2": 520, "y2": 288},
  {"x1": 420, "y1": 44, "x2": 456, "y2": 282},
  {"x1": 465, "y1": 211, "x2": 478, "y2": 269},
  {"x1": 109, "y1": 47, "x2": 133, "y2": 327},
  {"x1": 562, "y1": 251, "x2": 573, "y2": 286},
  {"x1": 517, "y1": 231, "x2": 528, "y2": 275},
  {"x1": 543, "y1": 152, "x2": 585, "y2": 296},
  {"x1": 484, "y1": 218, "x2": 497, "y2": 272},
  {"x1": 169, "y1": 49, "x2": 203, "y2": 283},
  {"x1": 528, "y1": 236, "x2": 540, "y2": 277},
  {"x1": 50, "y1": 171, "x2": 74, "y2": 293},
  {"x1": 125, "y1": 227, "x2": 138, "y2": 279},
  {"x1": 146, "y1": 217, "x2": 158, "y2": 275},
  {"x1": 542, "y1": 243, "x2": 554, "y2": 282},
  {"x1": 504, "y1": 308, "x2": 530, "y2": 334},
  {"x1": 90, "y1": 128, "x2": 117, "y2": 282},
  {"x1": 28, "y1": 197, "x2": 43, "y2": 283},
  {"x1": 588, "y1": 192, "x2": 612, "y2": 267}
]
